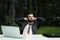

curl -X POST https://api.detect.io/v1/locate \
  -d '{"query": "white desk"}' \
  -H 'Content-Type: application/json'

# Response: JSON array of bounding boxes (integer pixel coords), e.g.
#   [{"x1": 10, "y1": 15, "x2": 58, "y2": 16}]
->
[{"x1": 0, "y1": 34, "x2": 60, "y2": 40}]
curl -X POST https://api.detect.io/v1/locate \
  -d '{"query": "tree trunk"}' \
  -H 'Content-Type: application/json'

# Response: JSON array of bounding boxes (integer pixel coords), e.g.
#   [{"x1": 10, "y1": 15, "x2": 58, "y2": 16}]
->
[{"x1": 8, "y1": 0, "x2": 15, "y2": 26}]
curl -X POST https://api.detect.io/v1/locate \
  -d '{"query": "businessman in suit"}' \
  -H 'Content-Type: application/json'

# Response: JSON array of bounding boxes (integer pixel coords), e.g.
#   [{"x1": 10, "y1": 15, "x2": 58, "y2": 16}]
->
[{"x1": 15, "y1": 13, "x2": 45, "y2": 34}]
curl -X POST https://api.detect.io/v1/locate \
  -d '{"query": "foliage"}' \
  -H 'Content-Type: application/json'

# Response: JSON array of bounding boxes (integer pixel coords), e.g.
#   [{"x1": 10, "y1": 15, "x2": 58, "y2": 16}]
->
[{"x1": 0, "y1": 0, "x2": 60, "y2": 26}]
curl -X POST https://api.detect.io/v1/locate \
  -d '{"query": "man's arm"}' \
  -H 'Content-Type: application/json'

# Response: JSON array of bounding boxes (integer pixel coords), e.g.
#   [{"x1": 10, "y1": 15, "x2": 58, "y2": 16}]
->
[
  {"x1": 15, "y1": 18, "x2": 27, "y2": 26},
  {"x1": 16, "y1": 17, "x2": 27, "y2": 22},
  {"x1": 36, "y1": 17, "x2": 45, "y2": 21},
  {"x1": 36, "y1": 17, "x2": 45, "y2": 29},
  {"x1": 32, "y1": 17, "x2": 45, "y2": 21}
]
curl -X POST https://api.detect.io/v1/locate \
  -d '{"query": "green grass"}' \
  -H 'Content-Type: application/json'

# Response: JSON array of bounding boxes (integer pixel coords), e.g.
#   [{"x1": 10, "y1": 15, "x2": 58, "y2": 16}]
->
[
  {"x1": 0, "y1": 26, "x2": 60, "y2": 34},
  {"x1": 37, "y1": 26, "x2": 60, "y2": 34}
]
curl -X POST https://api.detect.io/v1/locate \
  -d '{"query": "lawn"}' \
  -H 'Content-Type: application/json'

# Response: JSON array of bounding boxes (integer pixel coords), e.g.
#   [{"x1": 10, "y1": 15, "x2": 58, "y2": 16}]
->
[
  {"x1": 0, "y1": 26, "x2": 60, "y2": 34},
  {"x1": 37, "y1": 26, "x2": 60, "y2": 34}
]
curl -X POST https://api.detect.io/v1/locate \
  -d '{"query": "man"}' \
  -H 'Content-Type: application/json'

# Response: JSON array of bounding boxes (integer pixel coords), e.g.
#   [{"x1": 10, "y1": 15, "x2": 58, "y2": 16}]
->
[{"x1": 15, "y1": 13, "x2": 45, "y2": 34}]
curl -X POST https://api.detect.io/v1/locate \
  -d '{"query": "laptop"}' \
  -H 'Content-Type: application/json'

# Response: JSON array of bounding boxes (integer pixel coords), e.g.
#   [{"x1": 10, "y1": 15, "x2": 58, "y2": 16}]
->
[{"x1": 1, "y1": 25, "x2": 23, "y2": 38}]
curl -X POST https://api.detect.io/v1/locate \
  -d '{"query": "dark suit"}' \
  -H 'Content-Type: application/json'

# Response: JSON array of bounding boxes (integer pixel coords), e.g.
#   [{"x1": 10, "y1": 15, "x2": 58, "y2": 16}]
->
[{"x1": 15, "y1": 17, "x2": 45, "y2": 34}]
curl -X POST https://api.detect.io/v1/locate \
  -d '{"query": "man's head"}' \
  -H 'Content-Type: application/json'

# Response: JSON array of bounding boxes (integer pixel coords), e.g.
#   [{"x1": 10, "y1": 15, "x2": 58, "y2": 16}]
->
[{"x1": 27, "y1": 13, "x2": 35, "y2": 22}]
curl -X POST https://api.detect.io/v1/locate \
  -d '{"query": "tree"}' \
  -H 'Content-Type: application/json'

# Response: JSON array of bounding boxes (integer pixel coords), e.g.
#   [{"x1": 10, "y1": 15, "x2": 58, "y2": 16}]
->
[{"x1": 8, "y1": 0, "x2": 15, "y2": 26}]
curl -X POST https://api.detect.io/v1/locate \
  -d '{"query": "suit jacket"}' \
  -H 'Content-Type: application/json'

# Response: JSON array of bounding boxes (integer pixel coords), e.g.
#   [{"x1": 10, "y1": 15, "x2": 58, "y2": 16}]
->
[{"x1": 15, "y1": 17, "x2": 45, "y2": 34}]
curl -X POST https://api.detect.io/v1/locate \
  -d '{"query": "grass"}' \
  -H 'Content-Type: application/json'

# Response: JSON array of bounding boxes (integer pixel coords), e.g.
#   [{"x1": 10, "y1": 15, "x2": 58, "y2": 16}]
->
[
  {"x1": 0, "y1": 26, "x2": 60, "y2": 34},
  {"x1": 37, "y1": 26, "x2": 60, "y2": 34}
]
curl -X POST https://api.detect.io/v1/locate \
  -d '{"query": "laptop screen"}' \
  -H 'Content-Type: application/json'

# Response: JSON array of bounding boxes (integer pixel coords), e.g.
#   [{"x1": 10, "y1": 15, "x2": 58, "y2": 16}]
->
[{"x1": 1, "y1": 25, "x2": 21, "y2": 38}]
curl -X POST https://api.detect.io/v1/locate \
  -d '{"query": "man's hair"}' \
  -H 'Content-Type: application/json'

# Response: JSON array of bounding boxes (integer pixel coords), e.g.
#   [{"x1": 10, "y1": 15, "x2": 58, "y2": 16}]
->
[
  {"x1": 24, "y1": 13, "x2": 34, "y2": 17},
  {"x1": 27, "y1": 13, "x2": 33, "y2": 16}
]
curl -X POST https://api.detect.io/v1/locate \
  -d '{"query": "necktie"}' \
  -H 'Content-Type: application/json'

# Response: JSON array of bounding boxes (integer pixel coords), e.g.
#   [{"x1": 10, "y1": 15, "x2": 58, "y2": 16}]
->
[
  {"x1": 27, "y1": 25, "x2": 30, "y2": 34},
  {"x1": 27, "y1": 24, "x2": 32, "y2": 34}
]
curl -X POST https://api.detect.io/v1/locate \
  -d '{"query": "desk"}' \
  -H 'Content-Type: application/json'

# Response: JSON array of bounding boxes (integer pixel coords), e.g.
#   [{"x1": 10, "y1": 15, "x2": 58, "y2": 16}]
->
[{"x1": 0, "y1": 34, "x2": 60, "y2": 40}]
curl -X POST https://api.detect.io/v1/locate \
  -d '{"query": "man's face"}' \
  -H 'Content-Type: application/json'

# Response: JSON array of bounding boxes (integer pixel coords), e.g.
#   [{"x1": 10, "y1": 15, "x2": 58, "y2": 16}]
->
[{"x1": 28, "y1": 14, "x2": 34, "y2": 22}]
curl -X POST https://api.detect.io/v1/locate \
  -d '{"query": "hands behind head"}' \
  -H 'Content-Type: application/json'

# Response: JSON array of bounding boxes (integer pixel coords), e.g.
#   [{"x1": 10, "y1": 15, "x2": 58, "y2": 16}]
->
[{"x1": 24, "y1": 18, "x2": 37, "y2": 21}]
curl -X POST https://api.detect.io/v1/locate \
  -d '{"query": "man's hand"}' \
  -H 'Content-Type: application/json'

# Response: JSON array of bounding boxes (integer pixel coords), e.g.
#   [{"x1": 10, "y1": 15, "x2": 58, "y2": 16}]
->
[
  {"x1": 24, "y1": 18, "x2": 27, "y2": 21},
  {"x1": 33, "y1": 18, "x2": 37, "y2": 21}
]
